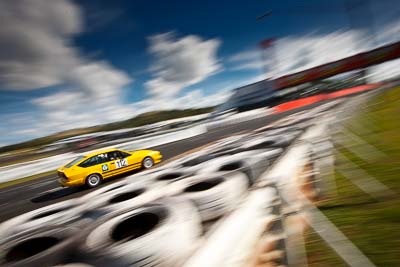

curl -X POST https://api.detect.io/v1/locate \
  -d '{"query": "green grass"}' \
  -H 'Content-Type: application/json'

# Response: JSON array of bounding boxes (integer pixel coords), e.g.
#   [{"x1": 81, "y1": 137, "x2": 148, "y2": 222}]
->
[
  {"x1": 306, "y1": 87, "x2": 400, "y2": 267},
  {"x1": 306, "y1": 230, "x2": 347, "y2": 267}
]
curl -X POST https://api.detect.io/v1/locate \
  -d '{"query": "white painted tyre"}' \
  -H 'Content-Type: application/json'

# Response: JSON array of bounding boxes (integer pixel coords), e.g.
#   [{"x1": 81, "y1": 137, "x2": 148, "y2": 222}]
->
[
  {"x1": 0, "y1": 199, "x2": 82, "y2": 242},
  {"x1": 79, "y1": 180, "x2": 132, "y2": 203},
  {"x1": 81, "y1": 182, "x2": 162, "y2": 214},
  {"x1": 195, "y1": 149, "x2": 281, "y2": 185},
  {"x1": 0, "y1": 227, "x2": 78, "y2": 267},
  {"x1": 239, "y1": 134, "x2": 294, "y2": 149},
  {"x1": 83, "y1": 199, "x2": 202, "y2": 267},
  {"x1": 167, "y1": 172, "x2": 248, "y2": 221},
  {"x1": 53, "y1": 264, "x2": 94, "y2": 267},
  {"x1": 148, "y1": 169, "x2": 196, "y2": 189}
]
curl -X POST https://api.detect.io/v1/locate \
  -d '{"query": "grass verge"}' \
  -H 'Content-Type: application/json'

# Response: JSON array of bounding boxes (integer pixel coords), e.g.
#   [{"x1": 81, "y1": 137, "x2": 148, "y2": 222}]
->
[{"x1": 306, "y1": 86, "x2": 400, "y2": 267}]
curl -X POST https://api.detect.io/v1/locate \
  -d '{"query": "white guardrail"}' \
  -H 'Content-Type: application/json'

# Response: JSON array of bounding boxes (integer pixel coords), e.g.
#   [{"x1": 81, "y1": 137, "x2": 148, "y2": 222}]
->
[{"x1": 206, "y1": 108, "x2": 272, "y2": 130}]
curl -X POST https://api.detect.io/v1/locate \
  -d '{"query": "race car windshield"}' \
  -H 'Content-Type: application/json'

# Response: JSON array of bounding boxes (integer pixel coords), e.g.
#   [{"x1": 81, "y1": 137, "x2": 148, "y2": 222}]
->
[{"x1": 65, "y1": 155, "x2": 85, "y2": 168}]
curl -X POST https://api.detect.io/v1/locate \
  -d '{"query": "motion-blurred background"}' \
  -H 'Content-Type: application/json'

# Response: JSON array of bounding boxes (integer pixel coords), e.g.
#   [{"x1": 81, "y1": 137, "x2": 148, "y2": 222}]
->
[{"x1": 0, "y1": 1, "x2": 399, "y2": 266}]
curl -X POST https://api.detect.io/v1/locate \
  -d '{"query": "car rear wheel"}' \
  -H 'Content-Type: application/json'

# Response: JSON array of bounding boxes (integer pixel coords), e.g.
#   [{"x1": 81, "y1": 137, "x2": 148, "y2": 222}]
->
[
  {"x1": 86, "y1": 174, "x2": 102, "y2": 188},
  {"x1": 142, "y1": 157, "x2": 154, "y2": 169}
]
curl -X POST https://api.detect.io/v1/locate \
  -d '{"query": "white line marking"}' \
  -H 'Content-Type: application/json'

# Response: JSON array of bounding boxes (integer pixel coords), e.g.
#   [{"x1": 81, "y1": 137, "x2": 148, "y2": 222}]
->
[
  {"x1": 336, "y1": 152, "x2": 397, "y2": 199},
  {"x1": 301, "y1": 198, "x2": 377, "y2": 267}
]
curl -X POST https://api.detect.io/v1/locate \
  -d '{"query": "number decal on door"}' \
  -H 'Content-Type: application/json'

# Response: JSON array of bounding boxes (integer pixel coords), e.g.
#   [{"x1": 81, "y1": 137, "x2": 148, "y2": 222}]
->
[{"x1": 115, "y1": 158, "x2": 128, "y2": 169}]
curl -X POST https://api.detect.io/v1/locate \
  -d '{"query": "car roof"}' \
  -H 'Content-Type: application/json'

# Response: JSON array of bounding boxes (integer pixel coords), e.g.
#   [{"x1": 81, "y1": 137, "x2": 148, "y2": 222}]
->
[{"x1": 84, "y1": 148, "x2": 122, "y2": 158}]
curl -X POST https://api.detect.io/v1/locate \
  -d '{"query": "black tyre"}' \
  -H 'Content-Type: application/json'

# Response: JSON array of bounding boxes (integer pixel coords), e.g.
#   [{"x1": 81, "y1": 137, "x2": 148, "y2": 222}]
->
[
  {"x1": 142, "y1": 157, "x2": 154, "y2": 169},
  {"x1": 86, "y1": 174, "x2": 102, "y2": 188}
]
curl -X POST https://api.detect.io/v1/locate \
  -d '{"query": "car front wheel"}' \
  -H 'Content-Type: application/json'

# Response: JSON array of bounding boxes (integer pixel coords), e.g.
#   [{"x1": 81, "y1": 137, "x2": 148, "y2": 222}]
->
[
  {"x1": 142, "y1": 157, "x2": 154, "y2": 169},
  {"x1": 86, "y1": 174, "x2": 102, "y2": 188}
]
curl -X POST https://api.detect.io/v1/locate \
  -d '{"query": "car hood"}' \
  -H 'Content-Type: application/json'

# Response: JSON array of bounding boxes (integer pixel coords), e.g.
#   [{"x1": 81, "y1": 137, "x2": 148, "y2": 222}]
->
[{"x1": 130, "y1": 149, "x2": 155, "y2": 154}]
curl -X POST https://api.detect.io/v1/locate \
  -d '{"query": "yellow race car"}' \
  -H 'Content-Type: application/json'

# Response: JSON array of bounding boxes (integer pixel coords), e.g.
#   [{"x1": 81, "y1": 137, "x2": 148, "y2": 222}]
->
[{"x1": 57, "y1": 148, "x2": 162, "y2": 188}]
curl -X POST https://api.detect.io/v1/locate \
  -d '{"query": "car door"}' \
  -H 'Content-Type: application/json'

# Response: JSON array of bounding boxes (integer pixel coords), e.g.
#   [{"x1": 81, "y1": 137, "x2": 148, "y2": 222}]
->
[
  {"x1": 78, "y1": 153, "x2": 112, "y2": 179},
  {"x1": 105, "y1": 150, "x2": 132, "y2": 176},
  {"x1": 95, "y1": 153, "x2": 114, "y2": 179}
]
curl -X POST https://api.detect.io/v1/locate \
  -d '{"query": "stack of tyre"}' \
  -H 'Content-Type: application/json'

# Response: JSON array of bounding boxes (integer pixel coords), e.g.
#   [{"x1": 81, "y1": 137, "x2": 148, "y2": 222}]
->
[{"x1": 0, "y1": 124, "x2": 304, "y2": 267}]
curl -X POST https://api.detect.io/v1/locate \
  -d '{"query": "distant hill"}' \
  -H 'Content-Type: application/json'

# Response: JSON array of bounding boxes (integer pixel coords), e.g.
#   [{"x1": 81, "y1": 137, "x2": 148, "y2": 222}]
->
[
  {"x1": 98, "y1": 107, "x2": 213, "y2": 131},
  {"x1": 0, "y1": 107, "x2": 213, "y2": 153}
]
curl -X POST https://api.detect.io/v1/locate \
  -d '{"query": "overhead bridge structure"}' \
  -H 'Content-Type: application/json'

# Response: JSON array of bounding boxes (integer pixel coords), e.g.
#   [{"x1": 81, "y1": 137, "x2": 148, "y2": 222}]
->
[{"x1": 273, "y1": 41, "x2": 400, "y2": 89}]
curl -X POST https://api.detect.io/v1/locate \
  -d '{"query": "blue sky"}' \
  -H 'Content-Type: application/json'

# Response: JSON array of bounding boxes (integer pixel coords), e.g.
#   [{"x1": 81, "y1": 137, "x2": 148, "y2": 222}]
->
[{"x1": 0, "y1": 0, "x2": 399, "y2": 146}]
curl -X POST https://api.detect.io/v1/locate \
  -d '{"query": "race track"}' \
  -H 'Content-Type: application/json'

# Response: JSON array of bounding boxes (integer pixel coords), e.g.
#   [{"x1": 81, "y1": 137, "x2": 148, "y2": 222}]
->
[{"x1": 0, "y1": 99, "x2": 339, "y2": 222}]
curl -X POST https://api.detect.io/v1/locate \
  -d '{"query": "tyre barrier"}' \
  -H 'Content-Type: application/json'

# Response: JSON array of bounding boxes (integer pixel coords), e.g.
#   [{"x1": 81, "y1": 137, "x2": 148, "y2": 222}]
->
[
  {"x1": 267, "y1": 115, "x2": 315, "y2": 130},
  {"x1": 54, "y1": 264, "x2": 94, "y2": 267},
  {"x1": 204, "y1": 139, "x2": 283, "y2": 163},
  {"x1": 196, "y1": 149, "x2": 281, "y2": 186},
  {"x1": 252, "y1": 128, "x2": 301, "y2": 137},
  {"x1": 209, "y1": 134, "x2": 248, "y2": 146},
  {"x1": 167, "y1": 172, "x2": 248, "y2": 222},
  {"x1": 79, "y1": 180, "x2": 132, "y2": 203},
  {"x1": 239, "y1": 134, "x2": 295, "y2": 150},
  {"x1": 0, "y1": 106, "x2": 341, "y2": 266},
  {"x1": 148, "y1": 169, "x2": 197, "y2": 189},
  {"x1": 0, "y1": 200, "x2": 83, "y2": 242},
  {"x1": 206, "y1": 145, "x2": 242, "y2": 158},
  {"x1": 204, "y1": 134, "x2": 248, "y2": 151},
  {"x1": 183, "y1": 185, "x2": 281, "y2": 267},
  {"x1": 159, "y1": 150, "x2": 213, "y2": 170},
  {"x1": 253, "y1": 126, "x2": 303, "y2": 137},
  {"x1": 80, "y1": 182, "x2": 162, "y2": 215},
  {"x1": 179, "y1": 155, "x2": 216, "y2": 168},
  {"x1": 0, "y1": 227, "x2": 79, "y2": 267},
  {"x1": 253, "y1": 123, "x2": 308, "y2": 136},
  {"x1": 308, "y1": 137, "x2": 335, "y2": 198},
  {"x1": 81, "y1": 199, "x2": 202, "y2": 267}
]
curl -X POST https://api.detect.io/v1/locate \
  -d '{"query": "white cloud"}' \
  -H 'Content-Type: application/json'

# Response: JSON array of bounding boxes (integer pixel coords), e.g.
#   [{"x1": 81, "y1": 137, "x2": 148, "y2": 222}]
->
[
  {"x1": 227, "y1": 50, "x2": 264, "y2": 71},
  {"x1": 0, "y1": 0, "x2": 82, "y2": 89},
  {"x1": 229, "y1": 19, "x2": 400, "y2": 80},
  {"x1": 130, "y1": 88, "x2": 230, "y2": 114},
  {"x1": 271, "y1": 21, "x2": 400, "y2": 80},
  {"x1": 68, "y1": 61, "x2": 131, "y2": 103},
  {"x1": 375, "y1": 19, "x2": 400, "y2": 46},
  {"x1": 229, "y1": 31, "x2": 365, "y2": 78},
  {"x1": 172, "y1": 89, "x2": 231, "y2": 109},
  {"x1": 146, "y1": 32, "x2": 222, "y2": 98},
  {"x1": 31, "y1": 90, "x2": 137, "y2": 135},
  {"x1": 273, "y1": 31, "x2": 366, "y2": 77},
  {"x1": 368, "y1": 20, "x2": 400, "y2": 81},
  {"x1": 0, "y1": 0, "x2": 134, "y2": 139},
  {"x1": 31, "y1": 91, "x2": 82, "y2": 110},
  {"x1": 15, "y1": 128, "x2": 41, "y2": 136},
  {"x1": 231, "y1": 61, "x2": 265, "y2": 71}
]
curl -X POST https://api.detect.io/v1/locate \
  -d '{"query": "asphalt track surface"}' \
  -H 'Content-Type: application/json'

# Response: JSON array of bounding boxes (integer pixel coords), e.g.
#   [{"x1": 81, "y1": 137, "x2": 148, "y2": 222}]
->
[{"x1": 0, "y1": 100, "x2": 338, "y2": 222}]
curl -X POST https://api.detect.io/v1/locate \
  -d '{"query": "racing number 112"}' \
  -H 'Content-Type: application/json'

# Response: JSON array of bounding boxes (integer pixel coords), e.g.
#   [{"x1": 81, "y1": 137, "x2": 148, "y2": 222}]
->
[{"x1": 115, "y1": 158, "x2": 128, "y2": 169}]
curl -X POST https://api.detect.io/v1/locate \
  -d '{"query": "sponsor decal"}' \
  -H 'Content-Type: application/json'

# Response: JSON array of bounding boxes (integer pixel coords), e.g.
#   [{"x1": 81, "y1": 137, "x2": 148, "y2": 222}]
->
[
  {"x1": 115, "y1": 158, "x2": 128, "y2": 169},
  {"x1": 102, "y1": 164, "x2": 109, "y2": 172}
]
